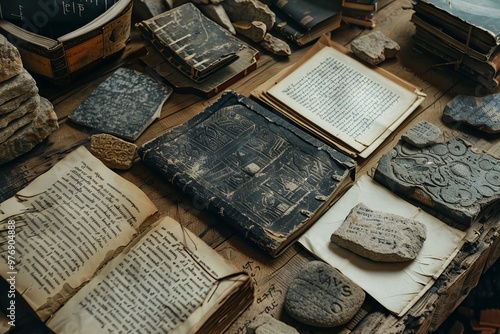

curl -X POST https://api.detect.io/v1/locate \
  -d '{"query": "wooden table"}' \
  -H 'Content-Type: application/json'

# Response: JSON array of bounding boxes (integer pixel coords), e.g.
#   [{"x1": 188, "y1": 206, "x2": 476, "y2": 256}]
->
[{"x1": 1, "y1": 0, "x2": 499, "y2": 333}]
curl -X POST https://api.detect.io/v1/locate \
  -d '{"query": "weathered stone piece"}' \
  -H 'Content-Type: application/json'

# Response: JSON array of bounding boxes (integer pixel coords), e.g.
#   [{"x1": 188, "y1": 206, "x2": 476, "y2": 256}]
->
[
  {"x1": 90, "y1": 133, "x2": 137, "y2": 170},
  {"x1": 199, "y1": 4, "x2": 236, "y2": 34},
  {"x1": 261, "y1": 33, "x2": 291, "y2": 56},
  {"x1": 374, "y1": 137, "x2": 500, "y2": 226},
  {"x1": 331, "y1": 203, "x2": 427, "y2": 262},
  {"x1": 0, "y1": 34, "x2": 23, "y2": 83},
  {"x1": 0, "y1": 96, "x2": 39, "y2": 129},
  {"x1": 247, "y1": 313, "x2": 299, "y2": 334},
  {"x1": 401, "y1": 121, "x2": 442, "y2": 147},
  {"x1": 350, "y1": 31, "x2": 400, "y2": 65},
  {"x1": 221, "y1": 0, "x2": 275, "y2": 32},
  {"x1": 0, "y1": 69, "x2": 37, "y2": 105},
  {"x1": 0, "y1": 87, "x2": 38, "y2": 115},
  {"x1": 443, "y1": 94, "x2": 500, "y2": 134},
  {"x1": 233, "y1": 20, "x2": 266, "y2": 42},
  {"x1": 284, "y1": 261, "x2": 365, "y2": 327}
]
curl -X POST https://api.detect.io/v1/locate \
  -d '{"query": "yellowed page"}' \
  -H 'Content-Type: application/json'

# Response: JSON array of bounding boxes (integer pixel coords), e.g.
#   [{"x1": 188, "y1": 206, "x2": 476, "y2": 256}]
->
[
  {"x1": 268, "y1": 46, "x2": 419, "y2": 152},
  {"x1": 0, "y1": 146, "x2": 157, "y2": 319},
  {"x1": 47, "y1": 216, "x2": 249, "y2": 334}
]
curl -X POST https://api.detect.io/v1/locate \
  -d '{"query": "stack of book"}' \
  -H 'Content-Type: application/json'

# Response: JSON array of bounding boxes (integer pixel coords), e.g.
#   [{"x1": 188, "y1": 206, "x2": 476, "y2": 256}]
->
[
  {"x1": 411, "y1": 0, "x2": 500, "y2": 91},
  {"x1": 342, "y1": 0, "x2": 378, "y2": 28}
]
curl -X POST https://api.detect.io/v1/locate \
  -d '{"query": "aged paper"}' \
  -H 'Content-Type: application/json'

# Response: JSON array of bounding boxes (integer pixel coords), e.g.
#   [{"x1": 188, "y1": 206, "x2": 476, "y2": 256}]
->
[
  {"x1": 47, "y1": 216, "x2": 248, "y2": 334},
  {"x1": 299, "y1": 175, "x2": 466, "y2": 316},
  {"x1": 0, "y1": 146, "x2": 157, "y2": 319},
  {"x1": 268, "y1": 47, "x2": 418, "y2": 152}
]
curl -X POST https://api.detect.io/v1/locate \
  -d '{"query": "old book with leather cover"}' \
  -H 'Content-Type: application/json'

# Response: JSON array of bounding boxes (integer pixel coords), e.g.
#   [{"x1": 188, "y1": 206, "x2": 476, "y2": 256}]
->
[{"x1": 138, "y1": 91, "x2": 356, "y2": 257}]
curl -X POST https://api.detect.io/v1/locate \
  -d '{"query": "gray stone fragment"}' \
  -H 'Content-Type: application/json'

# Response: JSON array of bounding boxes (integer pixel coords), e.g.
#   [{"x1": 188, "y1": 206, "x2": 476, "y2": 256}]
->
[
  {"x1": 0, "y1": 97, "x2": 58, "y2": 165},
  {"x1": 199, "y1": 4, "x2": 236, "y2": 34},
  {"x1": 0, "y1": 69, "x2": 37, "y2": 105},
  {"x1": 247, "y1": 313, "x2": 299, "y2": 334},
  {"x1": 233, "y1": 20, "x2": 266, "y2": 42},
  {"x1": 192, "y1": 0, "x2": 223, "y2": 4},
  {"x1": 90, "y1": 133, "x2": 137, "y2": 170},
  {"x1": 351, "y1": 31, "x2": 400, "y2": 65},
  {"x1": 401, "y1": 121, "x2": 442, "y2": 147},
  {"x1": 443, "y1": 94, "x2": 500, "y2": 134},
  {"x1": 221, "y1": 0, "x2": 275, "y2": 32},
  {"x1": 0, "y1": 95, "x2": 39, "y2": 129},
  {"x1": 0, "y1": 105, "x2": 38, "y2": 144},
  {"x1": 0, "y1": 34, "x2": 23, "y2": 83},
  {"x1": 0, "y1": 87, "x2": 38, "y2": 115},
  {"x1": 331, "y1": 203, "x2": 427, "y2": 262},
  {"x1": 284, "y1": 261, "x2": 365, "y2": 327},
  {"x1": 261, "y1": 33, "x2": 291, "y2": 56}
]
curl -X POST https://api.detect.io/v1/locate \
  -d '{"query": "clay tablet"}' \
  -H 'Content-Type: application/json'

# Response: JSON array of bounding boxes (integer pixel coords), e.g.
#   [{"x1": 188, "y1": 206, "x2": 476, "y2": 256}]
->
[
  {"x1": 401, "y1": 121, "x2": 441, "y2": 147},
  {"x1": 331, "y1": 203, "x2": 427, "y2": 262},
  {"x1": 284, "y1": 261, "x2": 365, "y2": 327},
  {"x1": 443, "y1": 94, "x2": 500, "y2": 134},
  {"x1": 90, "y1": 133, "x2": 137, "y2": 170},
  {"x1": 247, "y1": 313, "x2": 299, "y2": 334}
]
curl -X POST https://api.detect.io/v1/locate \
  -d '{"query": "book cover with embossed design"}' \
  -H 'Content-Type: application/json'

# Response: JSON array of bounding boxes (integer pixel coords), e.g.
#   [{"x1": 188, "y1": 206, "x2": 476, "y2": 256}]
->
[{"x1": 138, "y1": 91, "x2": 356, "y2": 257}]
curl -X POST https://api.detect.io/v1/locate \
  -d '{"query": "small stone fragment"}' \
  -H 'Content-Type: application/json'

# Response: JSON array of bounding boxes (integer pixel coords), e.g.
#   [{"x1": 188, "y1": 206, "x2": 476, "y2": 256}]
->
[
  {"x1": 401, "y1": 121, "x2": 442, "y2": 147},
  {"x1": 199, "y1": 4, "x2": 236, "y2": 34},
  {"x1": 0, "y1": 87, "x2": 38, "y2": 115},
  {"x1": 350, "y1": 31, "x2": 400, "y2": 65},
  {"x1": 233, "y1": 20, "x2": 266, "y2": 42},
  {"x1": 221, "y1": 0, "x2": 275, "y2": 32},
  {"x1": 90, "y1": 133, "x2": 137, "y2": 170},
  {"x1": 261, "y1": 33, "x2": 291, "y2": 56},
  {"x1": 0, "y1": 69, "x2": 37, "y2": 105},
  {"x1": 247, "y1": 313, "x2": 299, "y2": 334},
  {"x1": 331, "y1": 203, "x2": 427, "y2": 262},
  {"x1": 284, "y1": 261, "x2": 365, "y2": 327},
  {"x1": 442, "y1": 94, "x2": 500, "y2": 134},
  {"x1": 0, "y1": 34, "x2": 23, "y2": 83},
  {"x1": 192, "y1": 0, "x2": 223, "y2": 4}
]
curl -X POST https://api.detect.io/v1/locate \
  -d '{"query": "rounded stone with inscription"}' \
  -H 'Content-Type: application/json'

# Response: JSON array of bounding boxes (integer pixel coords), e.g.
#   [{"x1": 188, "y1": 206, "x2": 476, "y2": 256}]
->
[{"x1": 284, "y1": 261, "x2": 365, "y2": 327}]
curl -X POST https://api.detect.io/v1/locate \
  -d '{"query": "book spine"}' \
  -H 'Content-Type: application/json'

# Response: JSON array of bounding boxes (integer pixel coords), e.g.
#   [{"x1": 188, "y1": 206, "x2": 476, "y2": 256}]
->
[{"x1": 0, "y1": 0, "x2": 119, "y2": 25}]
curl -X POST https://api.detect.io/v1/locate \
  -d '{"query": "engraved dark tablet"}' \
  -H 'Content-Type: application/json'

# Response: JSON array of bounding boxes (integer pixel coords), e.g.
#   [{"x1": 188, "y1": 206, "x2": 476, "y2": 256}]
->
[
  {"x1": 284, "y1": 261, "x2": 365, "y2": 327},
  {"x1": 69, "y1": 68, "x2": 172, "y2": 141},
  {"x1": 401, "y1": 121, "x2": 441, "y2": 147},
  {"x1": 443, "y1": 94, "x2": 500, "y2": 134}
]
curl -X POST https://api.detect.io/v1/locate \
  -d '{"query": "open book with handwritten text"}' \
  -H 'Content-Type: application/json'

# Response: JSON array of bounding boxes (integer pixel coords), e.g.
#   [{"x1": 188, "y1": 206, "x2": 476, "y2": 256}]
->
[
  {"x1": 252, "y1": 35, "x2": 426, "y2": 158},
  {"x1": 0, "y1": 146, "x2": 253, "y2": 334}
]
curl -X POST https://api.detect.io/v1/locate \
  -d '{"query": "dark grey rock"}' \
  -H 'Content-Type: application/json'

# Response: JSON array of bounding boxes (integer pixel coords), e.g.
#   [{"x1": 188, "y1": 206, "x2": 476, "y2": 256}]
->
[
  {"x1": 443, "y1": 94, "x2": 500, "y2": 134},
  {"x1": 90, "y1": 133, "x2": 137, "y2": 170},
  {"x1": 0, "y1": 34, "x2": 23, "y2": 83},
  {"x1": 0, "y1": 96, "x2": 39, "y2": 129},
  {"x1": 247, "y1": 313, "x2": 299, "y2": 334},
  {"x1": 69, "y1": 68, "x2": 172, "y2": 141},
  {"x1": 0, "y1": 69, "x2": 37, "y2": 105},
  {"x1": 284, "y1": 261, "x2": 365, "y2": 327},
  {"x1": 331, "y1": 203, "x2": 427, "y2": 262},
  {"x1": 351, "y1": 31, "x2": 400, "y2": 65},
  {"x1": 401, "y1": 121, "x2": 442, "y2": 147}
]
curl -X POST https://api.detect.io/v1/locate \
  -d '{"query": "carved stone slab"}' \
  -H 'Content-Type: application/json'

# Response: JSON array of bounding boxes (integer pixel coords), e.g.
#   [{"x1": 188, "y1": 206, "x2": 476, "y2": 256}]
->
[
  {"x1": 247, "y1": 313, "x2": 299, "y2": 334},
  {"x1": 374, "y1": 137, "x2": 500, "y2": 226},
  {"x1": 350, "y1": 31, "x2": 400, "y2": 65},
  {"x1": 284, "y1": 261, "x2": 365, "y2": 327},
  {"x1": 401, "y1": 121, "x2": 442, "y2": 147},
  {"x1": 443, "y1": 94, "x2": 500, "y2": 134},
  {"x1": 0, "y1": 34, "x2": 23, "y2": 83},
  {"x1": 331, "y1": 203, "x2": 427, "y2": 262},
  {"x1": 90, "y1": 133, "x2": 137, "y2": 170}
]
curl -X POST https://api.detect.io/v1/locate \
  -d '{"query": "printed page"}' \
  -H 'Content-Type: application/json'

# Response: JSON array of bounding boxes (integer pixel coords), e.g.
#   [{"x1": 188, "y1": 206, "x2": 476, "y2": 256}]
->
[
  {"x1": 47, "y1": 216, "x2": 248, "y2": 334},
  {"x1": 268, "y1": 47, "x2": 418, "y2": 152},
  {"x1": 0, "y1": 146, "x2": 157, "y2": 319}
]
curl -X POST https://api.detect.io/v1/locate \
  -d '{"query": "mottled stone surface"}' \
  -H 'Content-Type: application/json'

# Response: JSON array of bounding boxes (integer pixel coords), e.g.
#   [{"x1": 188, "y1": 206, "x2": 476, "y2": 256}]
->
[
  {"x1": 284, "y1": 261, "x2": 365, "y2": 327},
  {"x1": 443, "y1": 94, "x2": 500, "y2": 134},
  {"x1": 0, "y1": 87, "x2": 38, "y2": 114},
  {"x1": 331, "y1": 203, "x2": 427, "y2": 262},
  {"x1": 401, "y1": 121, "x2": 442, "y2": 147},
  {"x1": 221, "y1": 0, "x2": 275, "y2": 32},
  {"x1": 247, "y1": 313, "x2": 299, "y2": 334},
  {"x1": 0, "y1": 96, "x2": 39, "y2": 129},
  {"x1": 261, "y1": 33, "x2": 291, "y2": 56},
  {"x1": 0, "y1": 97, "x2": 58, "y2": 165},
  {"x1": 199, "y1": 4, "x2": 236, "y2": 34},
  {"x1": 0, "y1": 34, "x2": 23, "y2": 83},
  {"x1": 90, "y1": 133, "x2": 137, "y2": 170},
  {"x1": 233, "y1": 20, "x2": 266, "y2": 42},
  {"x1": 351, "y1": 31, "x2": 400, "y2": 65},
  {"x1": 0, "y1": 69, "x2": 37, "y2": 105}
]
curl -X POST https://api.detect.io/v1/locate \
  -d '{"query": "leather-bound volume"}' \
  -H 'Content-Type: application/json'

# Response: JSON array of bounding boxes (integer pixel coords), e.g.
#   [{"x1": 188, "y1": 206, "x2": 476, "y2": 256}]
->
[{"x1": 138, "y1": 91, "x2": 356, "y2": 257}]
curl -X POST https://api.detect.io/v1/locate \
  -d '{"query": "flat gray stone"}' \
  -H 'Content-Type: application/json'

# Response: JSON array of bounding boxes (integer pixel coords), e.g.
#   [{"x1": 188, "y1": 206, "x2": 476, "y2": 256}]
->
[
  {"x1": 351, "y1": 31, "x2": 400, "y2": 65},
  {"x1": 233, "y1": 20, "x2": 266, "y2": 42},
  {"x1": 284, "y1": 261, "x2": 365, "y2": 327},
  {"x1": 199, "y1": 4, "x2": 236, "y2": 34},
  {"x1": 221, "y1": 0, "x2": 275, "y2": 32},
  {"x1": 0, "y1": 69, "x2": 37, "y2": 105},
  {"x1": 0, "y1": 34, "x2": 23, "y2": 83},
  {"x1": 401, "y1": 121, "x2": 442, "y2": 147},
  {"x1": 261, "y1": 33, "x2": 291, "y2": 56},
  {"x1": 331, "y1": 203, "x2": 427, "y2": 262},
  {"x1": 0, "y1": 95, "x2": 39, "y2": 129},
  {"x1": 90, "y1": 133, "x2": 137, "y2": 170},
  {"x1": 0, "y1": 87, "x2": 38, "y2": 115},
  {"x1": 443, "y1": 94, "x2": 500, "y2": 134},
  {"x1": 247, "y1": 313, "x2": 299, "y2": 334}
]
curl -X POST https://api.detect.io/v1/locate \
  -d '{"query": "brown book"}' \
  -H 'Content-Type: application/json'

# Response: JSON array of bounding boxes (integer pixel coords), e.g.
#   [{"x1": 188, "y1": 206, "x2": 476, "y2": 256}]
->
[{"x1": 0, "y1": 146, "x2": 254, "y2": 334}]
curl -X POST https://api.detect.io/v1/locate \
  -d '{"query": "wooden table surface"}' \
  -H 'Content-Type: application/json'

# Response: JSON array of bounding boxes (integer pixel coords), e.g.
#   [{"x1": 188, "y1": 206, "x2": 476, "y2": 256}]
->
[{"x1": 1, "y1": 0, "x2": 499, "y2": 333}]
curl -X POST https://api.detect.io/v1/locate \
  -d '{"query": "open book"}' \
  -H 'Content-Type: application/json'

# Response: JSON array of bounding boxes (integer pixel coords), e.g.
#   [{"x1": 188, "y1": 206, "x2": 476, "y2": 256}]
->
[
  {"x1": 0, "y1": 146, "x2": 254, "y2": 334},
  {"x1": 252, "y1": 35, "x2": 427, "y2": 158}
]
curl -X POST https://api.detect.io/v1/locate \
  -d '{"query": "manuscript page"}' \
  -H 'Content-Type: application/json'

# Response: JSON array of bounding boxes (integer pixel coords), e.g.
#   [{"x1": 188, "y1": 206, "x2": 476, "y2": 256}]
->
[
  {"x1": 47, "y1": 216, "x2": 249, "y2": 334},
  {"x1": 0, "y1": 146, "x2": 157, "y2": 320}
]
